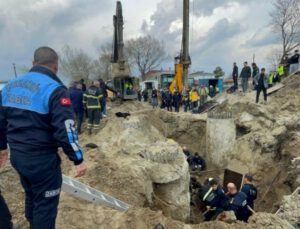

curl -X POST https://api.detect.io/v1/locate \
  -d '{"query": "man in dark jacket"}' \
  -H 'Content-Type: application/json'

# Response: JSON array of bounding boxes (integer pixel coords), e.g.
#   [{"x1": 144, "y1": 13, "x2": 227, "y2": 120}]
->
[
  {"x1": 201, "y1": 179, "x2": 228, "y2": 221},
  {"x1": 226, "y1": 182, "x2": 250, "y2": 222},
  {"x1": 151, "y1": 87, "x2": 158, "y2": 109},
  {"x1": 142, "y1": 88, "x2": 148, "y2": 102},
  {"x1": 98, "y1": 79, "x2": 117, "y2": 118},
  {"x1": 241, "y1": 174, "x2": 257, "y2": 210},
  {"x1": 173, "y1": 88, "x2": 181, "y2": 112},
  {"x1": 240, "y1": 62, "x2": 252, "y2": 93},
  {"x1": 79, "y1": 78, "x2": 86, "y2": 92},
  {"x1": 83, "y1": 81, "x2": 103, "y2": 135},
  {"x1": 254, "y1": 68, "x2": 268, "y2": 104},
  {"x1": 232, "y1": 63, "x2": 238, "y2": 90},
  {"x1": 289, "y1": 50, "x2": 299, "y2": 73},
  {"x1": 69, "y1": 82, "x2": 84, "y2": 134},
  {"x1": 0, "y1": 47, "x2": 86, "y2": 229},
  {"x1": 252, "y1": 63, "x2": 259, "y2": 89}
]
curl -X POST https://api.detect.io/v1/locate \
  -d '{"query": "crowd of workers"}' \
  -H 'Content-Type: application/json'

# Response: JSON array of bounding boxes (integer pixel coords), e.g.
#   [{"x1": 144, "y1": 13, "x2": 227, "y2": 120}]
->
[
  {"x1": 231, "y1": 49, "x2": 300, "y2": 104},
  {"x1": 69, "y1": 78, "x2": 118, "y2": 135},
  {"x1": 184, "y1": 147, "x2": 257, "y2": 222},
  {"x1": 140, "y1": 84, "x2": 219, "y2": 113}
]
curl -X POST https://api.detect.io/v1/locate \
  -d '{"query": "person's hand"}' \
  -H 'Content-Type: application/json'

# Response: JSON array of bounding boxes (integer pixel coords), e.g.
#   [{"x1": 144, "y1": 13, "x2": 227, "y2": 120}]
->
[
  {"x1": 75, "y1": 162, "x2": 87, "y2": 178},
  {"x1": 0, "y1": 150, "x2": 8, "y2": 168}
]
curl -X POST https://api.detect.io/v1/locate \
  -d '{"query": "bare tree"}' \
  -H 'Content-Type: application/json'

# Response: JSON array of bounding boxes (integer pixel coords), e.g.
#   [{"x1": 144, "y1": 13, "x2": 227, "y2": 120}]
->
[
  {"x1": 125, "y1": 35, "x2": 166, "y2": 81},
  {"x1": 267, "y1": 48, "x2": 283, "y2": 70},
  {"x1": 59, "y1": 45, "x2": 94, "y2": 81},
  {"x1": 270, "y1": 0, "x2": 300, "y2": 60},
  {"x1": 93, "y1": 43, "x2": 113, "y2": 81}
]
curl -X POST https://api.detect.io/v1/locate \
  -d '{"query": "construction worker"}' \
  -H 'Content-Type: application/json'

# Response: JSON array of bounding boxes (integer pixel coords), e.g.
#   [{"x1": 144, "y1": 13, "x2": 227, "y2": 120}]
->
[
  {"x1": 83, "y1": 81, "x2": 103, "y2": 135},
  {"x1": 240, "y1": 61, "x2": 252, "y2": 93},
  {"x1": 69, "y1": 82, "x2": 84, "y2": 134},
  {"x1": 241, "y1": 174, "x2": 257, "y2": 210},
  {"x1": 208, "y1": 85, "x2": 216, "y2": 98},
  {"x1": 254, "y1": 68, "x2": 268, "y2": 104},
  {"x1": 200, "y1": 179, "x2": 228, "y2": 221},
  {"x1": 268, "y1": 71, "x2": 274, "y2": 88},
  {"x1": 275, "y1": 64, "x2": 284, "y2": 83},
  {"x1": 190, "y1": 86, "x2": 200, "y2": 111},
  {"x1": 0, "y1": 47, "x2": 86, "y2": 229},
  {"x1": 226, "y1": 182, "x2": 250, "y2": 222}
]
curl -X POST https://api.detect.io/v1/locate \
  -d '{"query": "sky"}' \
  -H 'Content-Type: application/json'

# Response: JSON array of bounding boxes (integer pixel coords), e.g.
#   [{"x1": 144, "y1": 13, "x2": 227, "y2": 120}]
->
[{"x1": 0, "y1": 0, "x2": 279, "y2": 82}]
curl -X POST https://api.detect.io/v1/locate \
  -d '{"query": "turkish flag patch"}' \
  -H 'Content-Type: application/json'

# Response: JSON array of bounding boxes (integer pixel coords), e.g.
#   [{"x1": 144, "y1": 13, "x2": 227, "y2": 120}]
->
[{"x1": 60, "y1": 97, "x2": 72, "y2": 106}]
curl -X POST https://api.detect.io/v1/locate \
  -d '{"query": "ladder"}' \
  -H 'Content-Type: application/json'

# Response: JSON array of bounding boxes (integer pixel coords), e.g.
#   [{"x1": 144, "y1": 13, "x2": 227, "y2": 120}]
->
[{"x1": 62, "y1": 175, "x2": 130, "y2": 212}]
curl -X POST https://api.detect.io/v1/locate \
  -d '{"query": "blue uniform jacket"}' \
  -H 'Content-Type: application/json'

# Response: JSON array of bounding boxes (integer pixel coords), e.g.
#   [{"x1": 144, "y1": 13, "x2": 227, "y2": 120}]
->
[
  {"x1": 0, "y1": 66, "x2": 84, "y2": 165},
  {"x1": 69, "y1": 87, "x2": 84, "y2": 113},
  {"x1": 241, "y1": 184, "x2": 257, "y2": 208},
  {"x1": 227, "y1": 191, "x2": 249, "y2": 221}
]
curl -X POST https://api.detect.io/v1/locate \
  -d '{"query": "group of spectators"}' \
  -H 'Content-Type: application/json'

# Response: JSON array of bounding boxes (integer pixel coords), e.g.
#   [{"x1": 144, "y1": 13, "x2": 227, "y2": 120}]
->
[
  {"x1": 69, "y1": 78, "x2": 116, "y2": 135},
  {"x1": 231, "y1": 49, "x2": 300, "y2": 104},
  {"x1": 140, "y1": 84, "x2": 219, "y2": 113}
]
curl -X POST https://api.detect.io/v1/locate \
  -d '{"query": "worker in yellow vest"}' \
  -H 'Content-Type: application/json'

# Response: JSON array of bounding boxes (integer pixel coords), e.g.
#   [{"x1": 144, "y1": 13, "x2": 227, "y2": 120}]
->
[
  {"x1": 268, "y1": 71, "x2": 274, "y2": 88},
  {"x1": 190, "y1": 86, "x2": 200, "y2": 111},
  {"x1": 275, "y1": 64, "x2": 284, "y2": 83}
]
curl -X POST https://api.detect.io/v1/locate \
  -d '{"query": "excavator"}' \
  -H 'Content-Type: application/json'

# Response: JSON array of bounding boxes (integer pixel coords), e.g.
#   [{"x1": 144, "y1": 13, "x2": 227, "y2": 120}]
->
[
  {"x1": 169, "y1": 0, "x2": 191, "y2": 93},
  {"x1": 107, "y1": 1, "x2": 138, "y2": 100}
]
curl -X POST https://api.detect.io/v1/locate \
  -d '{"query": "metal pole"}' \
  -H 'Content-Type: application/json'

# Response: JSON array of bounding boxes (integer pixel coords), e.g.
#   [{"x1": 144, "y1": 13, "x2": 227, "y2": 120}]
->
[
  {"x1": 182, "y1": 0, "x2": 190, "y2": 86},
  {"x1": 13, "y1": 63, "x2": 17, "y2": 78}
]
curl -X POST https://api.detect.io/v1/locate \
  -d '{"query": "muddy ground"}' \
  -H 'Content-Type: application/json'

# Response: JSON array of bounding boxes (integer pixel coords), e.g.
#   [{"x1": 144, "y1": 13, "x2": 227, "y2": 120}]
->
[{"x1": 1, "y1": 73, "x2": 300, "y2": 228}]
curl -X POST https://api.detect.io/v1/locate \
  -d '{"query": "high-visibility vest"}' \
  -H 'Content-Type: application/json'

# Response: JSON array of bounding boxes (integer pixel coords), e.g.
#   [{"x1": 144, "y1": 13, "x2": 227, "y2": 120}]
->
[
  {"x1": 191, "y1": 90, "x2": 199, "y2": 102},
  {"x1": 277, "y1": 66, "x2": 284, "y2": 76},
  {"x1": 268, "y1": 74, "x2": 274, "y2": 84}
]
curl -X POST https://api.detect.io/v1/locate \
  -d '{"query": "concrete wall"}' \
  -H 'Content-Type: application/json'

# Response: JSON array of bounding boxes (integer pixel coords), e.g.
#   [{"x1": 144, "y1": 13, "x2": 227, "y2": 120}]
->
[{"x1": 206, "y1": 117, "x2": 236, "y2": 167}]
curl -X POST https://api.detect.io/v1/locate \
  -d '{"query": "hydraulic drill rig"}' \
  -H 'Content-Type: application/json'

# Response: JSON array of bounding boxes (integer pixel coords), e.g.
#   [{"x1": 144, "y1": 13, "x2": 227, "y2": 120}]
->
[
  {"x1": 109, "y1": 1, "x2": 137, "y2": 100},
  {"x1": 169, "y1": 0, "x2": 191, "y2": 93}
]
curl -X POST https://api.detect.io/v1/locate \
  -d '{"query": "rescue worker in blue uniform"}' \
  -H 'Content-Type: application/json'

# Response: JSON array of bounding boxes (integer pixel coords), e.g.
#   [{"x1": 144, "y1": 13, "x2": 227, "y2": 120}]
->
[
  {"x1": 226, "y1": 182, "x2": 250, "y2": 222},
  {"x1": 200, "y1": 179, "x2": 228, "y2": 221},
  {"x1": 0, "y1": 47, "x2": 87, "y2": 229},
  {"x1": 241, "y1": 174, "x2": 258, "y2": 210},
  {"x1": 69, "y1": 82, "x2": 84, "y2": 134}
]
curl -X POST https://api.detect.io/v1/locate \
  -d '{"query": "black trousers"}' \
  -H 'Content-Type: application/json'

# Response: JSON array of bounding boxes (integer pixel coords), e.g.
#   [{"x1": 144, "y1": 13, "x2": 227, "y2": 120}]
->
[
  {"x1": 87, "y1": 108, "x2": 102, "y2": 130},
  {"x1": 74, "y1": 109, "x2": 83, "y2": 133},
  {"x1": 256, "y1": 87, "x2": 267, "y2": 103},
  {"x1": 11, "y1": 152, "x2": 62, "y2": 229},
  {"x1": 0, "y1": 191, "x2": 13, "y2": 229}
]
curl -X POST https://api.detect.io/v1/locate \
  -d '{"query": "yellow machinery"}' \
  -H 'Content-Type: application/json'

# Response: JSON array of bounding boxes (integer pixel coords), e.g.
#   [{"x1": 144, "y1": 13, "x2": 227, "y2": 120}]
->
[{"x1": 169, "y1": 0, "x2": 190, "y2": 94}]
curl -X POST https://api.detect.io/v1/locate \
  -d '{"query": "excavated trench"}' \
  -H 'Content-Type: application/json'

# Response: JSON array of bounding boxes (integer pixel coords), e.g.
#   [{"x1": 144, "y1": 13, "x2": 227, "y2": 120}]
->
[{"x1": 145, "y1": 107, "x2": 296, "y2": 218}]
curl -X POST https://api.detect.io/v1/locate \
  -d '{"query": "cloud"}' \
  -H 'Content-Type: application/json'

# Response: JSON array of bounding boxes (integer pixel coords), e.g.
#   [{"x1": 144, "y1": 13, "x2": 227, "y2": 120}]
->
[
  {"x1": 243, "y1": 26, "x2": 279, "y2": 48},
  {"x1": 0, "y1": 0, "x2": 277, "y2": 81}
]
